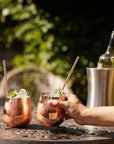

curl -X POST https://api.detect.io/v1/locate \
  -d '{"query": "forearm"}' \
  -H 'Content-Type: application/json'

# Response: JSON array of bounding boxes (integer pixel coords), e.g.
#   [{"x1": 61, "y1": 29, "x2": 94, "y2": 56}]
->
[
  {"x1": 47, "y1": 94, "x2": 114, "y2": 126},
  {"x1": 80, "y1": 106, "x2": 114, "y2": 126}
]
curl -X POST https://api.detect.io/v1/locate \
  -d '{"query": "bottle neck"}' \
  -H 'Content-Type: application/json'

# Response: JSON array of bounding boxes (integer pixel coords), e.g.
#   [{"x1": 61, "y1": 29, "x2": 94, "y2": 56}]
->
[
  {"x1": 106, "y1": 32, "x2": 114, "y2": 54},
  {"x1": 107, "y1": 46, "x2": 114, "y2": 54}
]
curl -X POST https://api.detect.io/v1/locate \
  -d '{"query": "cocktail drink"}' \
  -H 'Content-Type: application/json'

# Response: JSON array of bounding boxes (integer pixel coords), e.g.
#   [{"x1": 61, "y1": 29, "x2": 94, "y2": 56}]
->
[
  {"x1": 36, "y1": 91, "x2": 67, "y2": 127},
  {"x1": 36, "y1": 57, "x2": 80, "y2": 127},
  {"x1": 3, "y1": 89, "x2": 32, "y2": 127}
]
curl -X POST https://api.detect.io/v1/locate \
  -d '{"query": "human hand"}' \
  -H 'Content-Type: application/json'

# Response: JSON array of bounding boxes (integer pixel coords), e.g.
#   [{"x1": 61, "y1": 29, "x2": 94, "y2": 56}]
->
[
  {"x1": 47, "y1": 94, "x2": 87, "y2": 125},
  {"x1": 48, "y1": 94, "x2": 114, "y2": 126}
]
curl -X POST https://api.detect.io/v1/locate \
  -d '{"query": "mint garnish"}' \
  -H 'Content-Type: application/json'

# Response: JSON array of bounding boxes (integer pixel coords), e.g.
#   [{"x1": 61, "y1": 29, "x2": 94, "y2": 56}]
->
[
  {"x1": 56, "y1": 87, "x2": 62, "y2": 98},
  {"x1": 8, "y1": 92, "x2": 17, "y2": 98}
]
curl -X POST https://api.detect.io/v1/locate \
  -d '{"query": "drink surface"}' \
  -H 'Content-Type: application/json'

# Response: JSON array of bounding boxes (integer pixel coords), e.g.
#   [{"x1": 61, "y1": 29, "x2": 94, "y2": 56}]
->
[{"x1": 8, "y1": 89, "x2": 29, "y2": 98}]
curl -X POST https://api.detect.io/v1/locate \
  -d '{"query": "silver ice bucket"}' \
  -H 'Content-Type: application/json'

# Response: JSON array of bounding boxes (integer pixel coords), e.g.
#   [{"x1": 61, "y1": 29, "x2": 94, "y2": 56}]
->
[{"x1": 86, "y1": 68, "x2": 114, "y2": 107}]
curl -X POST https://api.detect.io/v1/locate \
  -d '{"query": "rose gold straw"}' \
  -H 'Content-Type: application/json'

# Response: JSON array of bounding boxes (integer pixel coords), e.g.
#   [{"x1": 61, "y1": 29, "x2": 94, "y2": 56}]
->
[
  {"x1": 3, "y1": 60, "x2": 9, "y2": 97},
  {"x1": 62, "y1": 56, "x2": 79, "y2": 90}
]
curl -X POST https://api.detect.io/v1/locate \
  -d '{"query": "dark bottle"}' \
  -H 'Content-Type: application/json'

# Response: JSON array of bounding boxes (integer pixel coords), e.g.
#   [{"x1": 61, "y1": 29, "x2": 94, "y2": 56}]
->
[{"x1": 97, "y1": 31, "x2": 114, "y2": 68}]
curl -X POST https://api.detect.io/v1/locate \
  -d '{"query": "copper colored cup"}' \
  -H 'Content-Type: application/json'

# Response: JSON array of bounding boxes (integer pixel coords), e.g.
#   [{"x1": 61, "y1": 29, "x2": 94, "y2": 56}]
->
[
  {"x1": 36, "y1": 93, "x2": 67, "y2": 127},
  {"x1": 3, "y1": 98, "x2": 32, "y2": 127}
]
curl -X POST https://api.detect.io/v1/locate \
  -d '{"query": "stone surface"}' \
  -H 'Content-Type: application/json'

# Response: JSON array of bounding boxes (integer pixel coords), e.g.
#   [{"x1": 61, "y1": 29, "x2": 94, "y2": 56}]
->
[{"x1": 1, "y1": 106, "x2": 114, "y2": 144}]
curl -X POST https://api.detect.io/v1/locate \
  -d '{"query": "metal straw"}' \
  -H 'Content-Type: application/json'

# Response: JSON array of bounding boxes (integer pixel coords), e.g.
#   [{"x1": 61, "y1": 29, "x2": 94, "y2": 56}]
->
[
  {"x1": 3, "y1": 60, "x2": 9, "y2": 97},
  {"x1": 62, "y1": 56, "x2": 79, "y2": 90}
]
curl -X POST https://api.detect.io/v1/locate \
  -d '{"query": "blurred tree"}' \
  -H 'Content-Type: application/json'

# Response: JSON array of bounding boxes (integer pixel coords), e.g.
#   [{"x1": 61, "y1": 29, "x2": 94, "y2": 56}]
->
[
  {"x1": 0, "y1": 0, "x2": 54, "y2": 67},
  {"x1": 0, "y1": 0, "x2": 114, "y2": 104}
]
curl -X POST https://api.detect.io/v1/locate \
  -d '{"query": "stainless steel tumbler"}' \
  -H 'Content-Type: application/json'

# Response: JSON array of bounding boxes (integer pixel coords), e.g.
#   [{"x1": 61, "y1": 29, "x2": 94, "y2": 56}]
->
[{"x1": 86, "y1": 68, "x2": 114, "y2": 107}]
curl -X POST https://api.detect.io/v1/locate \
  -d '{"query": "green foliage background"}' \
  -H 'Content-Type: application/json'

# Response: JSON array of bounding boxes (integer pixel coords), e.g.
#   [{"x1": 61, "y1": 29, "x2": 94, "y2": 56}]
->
[{"x1": 0, "y1": 0, "x2": 114, "y2": 104}]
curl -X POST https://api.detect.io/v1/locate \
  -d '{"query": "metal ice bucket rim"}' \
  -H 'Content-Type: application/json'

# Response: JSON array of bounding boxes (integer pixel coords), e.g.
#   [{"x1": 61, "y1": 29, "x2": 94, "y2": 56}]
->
[{"x1": 86, "y1": 67, "x2": 114, "y2": 71}]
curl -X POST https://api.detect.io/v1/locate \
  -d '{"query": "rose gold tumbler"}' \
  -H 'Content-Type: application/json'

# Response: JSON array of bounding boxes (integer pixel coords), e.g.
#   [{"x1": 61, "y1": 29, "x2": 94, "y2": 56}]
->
[
  {"x1": 3, "y1": 98, "x2": 32, "y2": 127},
  {"x1": 36, "y1": 93, "x2": 67, "y2": 127}
]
